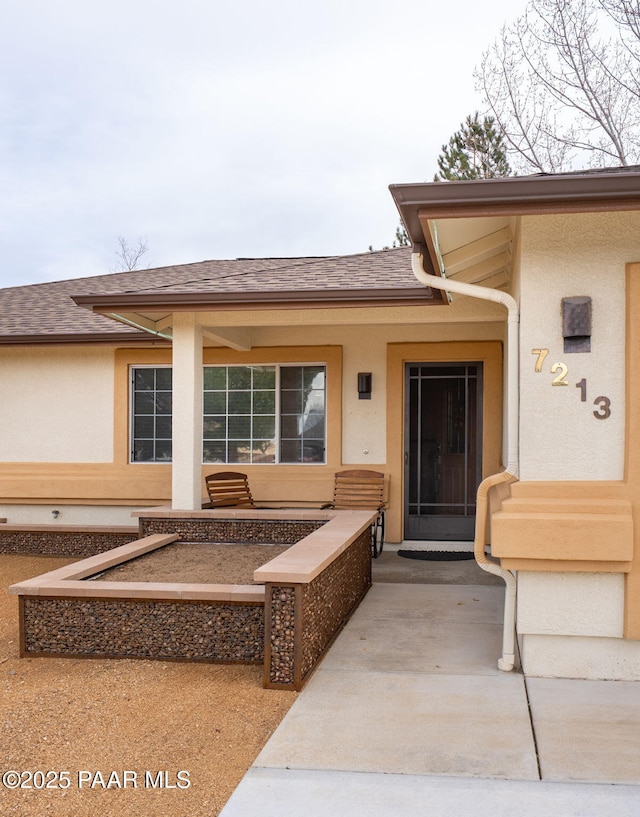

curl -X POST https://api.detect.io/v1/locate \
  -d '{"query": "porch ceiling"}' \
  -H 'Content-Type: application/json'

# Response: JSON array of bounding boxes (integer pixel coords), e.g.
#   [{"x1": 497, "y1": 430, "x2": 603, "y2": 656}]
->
[
  {"x1": 390, "y1": 166, "x2": 640, "y2": 295},
  {"x1": 75, "y1": 283, "x2": 449, "y2": 344},
  {"x1": 101, "y1": 296, "x2": 484, "y2": 350},
  {"x1": 423, "y1": 215, "x2": 516, "y2": 290}
]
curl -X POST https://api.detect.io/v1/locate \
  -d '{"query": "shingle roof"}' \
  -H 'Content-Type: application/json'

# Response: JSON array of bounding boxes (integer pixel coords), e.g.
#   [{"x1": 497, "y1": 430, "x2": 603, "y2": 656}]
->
[
  {"x1": 0, "y1": 248, "x2": 420, "y2": 342},
  {"x1": 92, "y1": 247, "x2": 419, "y2": 295}
]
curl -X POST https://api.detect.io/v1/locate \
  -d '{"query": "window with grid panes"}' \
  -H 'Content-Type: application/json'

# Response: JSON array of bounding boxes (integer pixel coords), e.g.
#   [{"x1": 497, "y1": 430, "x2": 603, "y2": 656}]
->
[
  {"x1": 130, "y1": 367, "x2": 173, "y2": 462},
  {"x1": 203, "y1": 364, "x2": 326, "y2": 464}
]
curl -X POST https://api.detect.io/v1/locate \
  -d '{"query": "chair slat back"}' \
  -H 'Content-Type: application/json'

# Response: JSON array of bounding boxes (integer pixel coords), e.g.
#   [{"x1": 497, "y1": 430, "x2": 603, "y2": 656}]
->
[
  {"x1": 205, "y1": 471, "x2": 255, "y2": 508},
  {"x1": 332, "y1": 469, "x2": 385, "y2": 511}
]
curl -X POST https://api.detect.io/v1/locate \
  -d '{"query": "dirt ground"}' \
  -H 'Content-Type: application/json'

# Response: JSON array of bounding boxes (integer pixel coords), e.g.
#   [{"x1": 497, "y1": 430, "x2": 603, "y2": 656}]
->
[
  {"x1": 94, "y1": 542, "x2": 291, "y2": 584},
  {"x1": 0, "y1": 554, "x2": 296, "y2": 817}
]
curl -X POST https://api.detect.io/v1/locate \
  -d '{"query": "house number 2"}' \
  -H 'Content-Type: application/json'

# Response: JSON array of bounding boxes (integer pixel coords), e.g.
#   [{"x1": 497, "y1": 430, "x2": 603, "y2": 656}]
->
[{"x1": 531, "y1": 349, "x2": 611, "y2": 419}]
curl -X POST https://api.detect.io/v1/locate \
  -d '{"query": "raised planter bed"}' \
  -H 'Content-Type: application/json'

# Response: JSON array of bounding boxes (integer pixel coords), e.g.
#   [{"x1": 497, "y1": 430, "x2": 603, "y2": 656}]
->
[{"x1": 9, "y1": 509, "x2": 374, "y2": 690}]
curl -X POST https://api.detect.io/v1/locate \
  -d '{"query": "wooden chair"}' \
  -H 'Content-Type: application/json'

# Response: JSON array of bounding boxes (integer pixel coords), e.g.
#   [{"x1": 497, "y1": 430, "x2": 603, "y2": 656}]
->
[
  {"x1": 329, "y1": 469, "x2": 386, "y2": 558},
  {"x1": 204, "y1": 471, "x2": 256, "y2": 509}
]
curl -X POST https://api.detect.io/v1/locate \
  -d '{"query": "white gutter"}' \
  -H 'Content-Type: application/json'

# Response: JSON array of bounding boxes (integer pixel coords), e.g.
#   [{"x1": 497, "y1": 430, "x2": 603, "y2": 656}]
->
[{"x1": 411, "y1": 244, "x2": 519, "y2": 672}]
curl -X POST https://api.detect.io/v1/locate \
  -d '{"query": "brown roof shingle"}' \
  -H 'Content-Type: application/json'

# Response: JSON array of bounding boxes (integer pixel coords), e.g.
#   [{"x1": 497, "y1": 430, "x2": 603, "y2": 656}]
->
[{"x1": 0, "y1": 248, "x2": 420, "y2": 343}]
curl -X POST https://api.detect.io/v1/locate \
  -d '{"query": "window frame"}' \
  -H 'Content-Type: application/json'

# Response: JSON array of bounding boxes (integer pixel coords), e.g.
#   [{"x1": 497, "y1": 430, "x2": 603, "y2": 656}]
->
[
  {"x1": 202, "y1": 362, "x2": 327, "y2": 465},
  {"x1": 129, "y1": 364, "x2": 173, "y2": 464},
  {"x1": 127, "y1": 360, "x2": 329, "y2": 466}
]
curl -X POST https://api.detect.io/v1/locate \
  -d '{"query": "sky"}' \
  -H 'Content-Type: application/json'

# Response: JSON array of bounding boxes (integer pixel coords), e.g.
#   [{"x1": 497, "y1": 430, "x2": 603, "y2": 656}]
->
[{"x1": 0, "y1": 0, "x2": 527, "y2": 289}]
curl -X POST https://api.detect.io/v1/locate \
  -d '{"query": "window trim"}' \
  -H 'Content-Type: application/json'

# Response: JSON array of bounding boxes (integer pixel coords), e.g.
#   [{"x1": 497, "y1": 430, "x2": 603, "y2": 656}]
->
[
  {"x1": 118, "y1": 345, "x2": 342, "y2": 470},
  {"x1": 129, "y1": 364, "x2": 173, "y2": 464},
  {"x1": 202, "y1": 362, "x2": 327, "y2": 465}
]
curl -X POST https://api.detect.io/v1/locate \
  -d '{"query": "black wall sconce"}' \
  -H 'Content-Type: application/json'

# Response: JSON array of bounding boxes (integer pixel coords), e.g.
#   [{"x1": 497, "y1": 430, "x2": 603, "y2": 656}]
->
[
  {"x1": 562, "y1": 296, "x2": 592, "y2": 353},
  {"x1": 357, "y1": 372, "x2": 372, "y2": 400}
]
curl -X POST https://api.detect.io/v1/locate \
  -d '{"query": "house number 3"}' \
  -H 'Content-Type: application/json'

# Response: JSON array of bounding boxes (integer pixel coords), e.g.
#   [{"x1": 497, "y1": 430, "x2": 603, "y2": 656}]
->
[{"x1": 532, "y1": 349, "x2": 611, "y2": 419}]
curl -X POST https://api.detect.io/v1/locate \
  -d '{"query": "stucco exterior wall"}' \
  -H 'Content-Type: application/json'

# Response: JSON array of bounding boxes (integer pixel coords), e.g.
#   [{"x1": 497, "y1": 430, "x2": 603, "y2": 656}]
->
[
  {"x1": 249, "y1": 319, "x2": 505, "y2": 467},
  {"x1": 514, "y1": 214, "x2": 640, "y2": 680},
  {"x1": 0, "y1": 504, "x2": 137, "y2": 526},
  {"x1": 0, "y1": 302, "x2": 505, "y2": 527},
  {"x1": 0, "y1": 346, "x2": 115, "y2": 463},
  {"x1": 516, "y1": 570, "x2": 640, "y2": 681},
  {"x1": 518, "y1": 211, "x2": 640, "y2": 482},
  {"x1": 520, "y1": 634, "x2": 640, "y2": 681},
  {"x1": 517, "y1": 572, "x2": 624, "y2": 638}
]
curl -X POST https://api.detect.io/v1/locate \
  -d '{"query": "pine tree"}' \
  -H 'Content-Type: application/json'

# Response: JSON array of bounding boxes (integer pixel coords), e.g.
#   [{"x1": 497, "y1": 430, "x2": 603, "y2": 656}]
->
[
  {"x1": 394, "y1": 224, "x2": 409, "y2": 246},
  {"x1": 435, "y1": 113, "x2": 511, "y2": 180},
  {"x1": 370, "y1": 114, "x2": 511, "y2": 252}
]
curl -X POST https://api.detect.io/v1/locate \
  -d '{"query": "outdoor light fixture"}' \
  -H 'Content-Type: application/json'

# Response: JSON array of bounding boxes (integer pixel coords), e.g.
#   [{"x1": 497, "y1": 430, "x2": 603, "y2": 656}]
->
[
  {"x1": 562, "y1": 296, "x2": 592, "y2": 353},
  {"x1": 357, "y1": 372, "x2": 372, "y2": 399}
]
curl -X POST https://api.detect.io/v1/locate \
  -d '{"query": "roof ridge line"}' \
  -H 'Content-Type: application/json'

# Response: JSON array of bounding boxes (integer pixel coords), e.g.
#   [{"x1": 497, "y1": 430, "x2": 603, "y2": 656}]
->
[{"x1": 114, "y1": 255, "x2": 337, "y2": 296}]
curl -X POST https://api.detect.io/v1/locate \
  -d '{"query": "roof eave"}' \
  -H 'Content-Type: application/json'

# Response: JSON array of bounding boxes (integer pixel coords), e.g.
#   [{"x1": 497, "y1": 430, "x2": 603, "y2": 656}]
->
[
  {"x1": 390, "y1": 170, "x2": 640, "y2": 244},
  {"x1": 72, "y1": 286, "x2": 447, "y2": 312},
  {"x1": 0, "y1": 331, "x2": 167, "y2": 347}
]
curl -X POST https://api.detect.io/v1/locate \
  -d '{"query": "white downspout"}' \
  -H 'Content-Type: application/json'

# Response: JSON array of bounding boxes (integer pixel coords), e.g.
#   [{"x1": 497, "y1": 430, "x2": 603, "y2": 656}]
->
[{"x1": 411, "y1": 246, "x2": 519, "y2": 672}]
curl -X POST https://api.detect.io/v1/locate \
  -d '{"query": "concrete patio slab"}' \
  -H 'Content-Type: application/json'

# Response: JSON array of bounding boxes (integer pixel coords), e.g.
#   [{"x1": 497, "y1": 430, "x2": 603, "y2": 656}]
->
[
  {"x1": 319, "y1": 583, "x2": 506, "y2": 675},
  {"x1": 354, "y1": 582, "x2": 504, "y2": 624},
  {"x1": 220, "y1": 575, "x2": 640, "y2": 816},
  {"x1": 255, "y1": 667, "x2": 539, "y2": 780},
  {"x1": 373, "y1": 548, "x2": 503, "y2": 586},
  {"x1": 527, "y1": 677, "x2": 640, "y2": 784},
  {"x1": 221, "y1": 768, "x2": 640, "y2": 817},
  {"x1": 320, "y1": 615, "x2": 505, "y2": 676}
]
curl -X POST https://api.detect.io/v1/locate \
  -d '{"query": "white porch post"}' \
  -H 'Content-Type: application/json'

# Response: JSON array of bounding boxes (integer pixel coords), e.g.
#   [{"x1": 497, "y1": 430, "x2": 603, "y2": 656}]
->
[{"x1": 171, "y1": 313, "x2": 203, "y2": 510}]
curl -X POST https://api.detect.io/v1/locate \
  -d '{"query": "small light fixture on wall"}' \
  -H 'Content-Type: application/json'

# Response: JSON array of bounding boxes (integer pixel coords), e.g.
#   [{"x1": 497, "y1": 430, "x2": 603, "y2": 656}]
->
[
  {"x1": 357, "y1": 372, "x2": 372, "y2": 400},
  {"x1": 562, "y1": 296, "x2": 592, "y2": 353}
]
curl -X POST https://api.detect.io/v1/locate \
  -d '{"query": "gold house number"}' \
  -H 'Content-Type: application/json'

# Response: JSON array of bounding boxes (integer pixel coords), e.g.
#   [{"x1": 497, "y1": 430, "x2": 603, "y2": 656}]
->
[
  {"x1": 531, "y1": 348, "x2": 611, "y2": 419},
  {"x1": 550, "y1": 362, "x2": 569, "y2": 386}
]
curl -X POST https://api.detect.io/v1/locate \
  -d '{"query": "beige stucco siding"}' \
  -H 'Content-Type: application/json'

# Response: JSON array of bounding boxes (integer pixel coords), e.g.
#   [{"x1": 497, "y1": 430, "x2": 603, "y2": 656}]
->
[
  {"x1": 0, "y1": 503, "x2": 138, "y2": 526},
  {"x1": 0, "y1": 346, "x2": 114, "y2": 463},
  {"x1": 518, "y1": 212, "x2": 640, "y2": 481},
  {"x1": 517, "y1": 572, "x2": 624, "y2": 638},
  {"x1": 520, "y1": 634, "x2": 640, "y2": 681},
  {"x1": 216, "y1": 318, "x2": 506, "y2": 467},
  {"x1": 0, "y1": 302, "x2": 506, "y2": 526},
  {"x1": 508, "y1": 242, "x2": 640, "y2": 678}
]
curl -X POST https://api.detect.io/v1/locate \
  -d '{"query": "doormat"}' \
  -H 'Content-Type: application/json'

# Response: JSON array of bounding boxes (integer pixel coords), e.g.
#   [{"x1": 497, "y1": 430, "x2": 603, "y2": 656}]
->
[{"x1": 397, "y1": 550, "x2": 475, "y2": 561}]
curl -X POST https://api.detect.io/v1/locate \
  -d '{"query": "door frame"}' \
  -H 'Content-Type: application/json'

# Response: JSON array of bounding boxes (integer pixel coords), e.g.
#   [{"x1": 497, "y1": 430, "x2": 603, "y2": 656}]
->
[
  {"x1": 386, "y1": 341, "x2": 504, "y2": 544},
  {"x1": 403, "y1": 361, "x2": 484, "y2": 541}
]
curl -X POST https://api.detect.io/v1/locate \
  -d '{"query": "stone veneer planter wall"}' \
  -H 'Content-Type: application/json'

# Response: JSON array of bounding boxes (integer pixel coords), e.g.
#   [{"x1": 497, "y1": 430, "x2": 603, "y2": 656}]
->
[
  {"x1": 0, "y1": 525, "x2": 139, "y2": 557},
  {"x1": 20, "y1": 596, "x2": 264, "y2": 662},
  {"x1": 9, "y1": 511, "x2": 375, "y2": 689},
  {"x1": 137, "y1": 516, "x2": 324, "y2": 545},
  {"x1": 264, "y1": 527, "x2": 371, "y2": 690}
]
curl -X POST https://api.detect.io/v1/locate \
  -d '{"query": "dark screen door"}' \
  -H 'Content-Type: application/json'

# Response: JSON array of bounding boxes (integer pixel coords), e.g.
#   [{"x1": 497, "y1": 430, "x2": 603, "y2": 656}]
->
[{"x1": 404, "y1": 363, "x2": 483, "y2": 541}]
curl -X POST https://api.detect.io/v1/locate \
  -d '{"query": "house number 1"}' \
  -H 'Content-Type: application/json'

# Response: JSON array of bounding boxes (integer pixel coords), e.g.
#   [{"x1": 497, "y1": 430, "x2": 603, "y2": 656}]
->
[{"x1": 531, "y1": 349, "x2": 611, "y2": 419}]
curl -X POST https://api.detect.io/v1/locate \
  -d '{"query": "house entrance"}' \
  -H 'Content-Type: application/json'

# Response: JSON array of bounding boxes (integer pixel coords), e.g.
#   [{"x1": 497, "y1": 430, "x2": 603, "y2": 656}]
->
[{"x1": 404, "y1": 362, "x2": 483, "y2": 541}]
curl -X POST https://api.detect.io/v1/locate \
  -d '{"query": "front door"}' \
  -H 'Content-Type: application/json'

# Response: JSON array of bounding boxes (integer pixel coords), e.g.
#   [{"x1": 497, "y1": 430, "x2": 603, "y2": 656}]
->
[{"x1": 404, "y1": 363, "x2": 482, "y2": 541}]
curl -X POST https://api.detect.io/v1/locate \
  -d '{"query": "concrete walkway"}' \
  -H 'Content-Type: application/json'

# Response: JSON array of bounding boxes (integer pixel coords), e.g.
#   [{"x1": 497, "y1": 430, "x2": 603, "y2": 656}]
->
[{"x1": 220, "y1": 552, "x2": 640, "y2": 816}]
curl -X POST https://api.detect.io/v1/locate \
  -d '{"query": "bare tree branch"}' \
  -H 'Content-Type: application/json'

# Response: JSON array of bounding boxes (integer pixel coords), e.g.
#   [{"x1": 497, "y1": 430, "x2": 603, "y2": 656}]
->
[
  {"x1": 599, "y1": 0, "x2": 640, "y2": 94},
  {"x1": 476, "y1": 0, "x2": 640, "y2": 173},
  {"x1": 600, "y1": 0, "x2": 640, "y2": 43},
  {"x1": 112, "y1": 236, "x2": 150, "y2": 272}
]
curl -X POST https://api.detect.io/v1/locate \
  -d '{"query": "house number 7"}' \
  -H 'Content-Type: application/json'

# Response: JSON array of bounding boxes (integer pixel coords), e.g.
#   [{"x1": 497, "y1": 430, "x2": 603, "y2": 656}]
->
[
  {"x1": 531, "y1": 348, "x2": 549, "y2": 372},
  {"x1": 532, "y1": 349, "x2": 570, "y2": 385}
]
